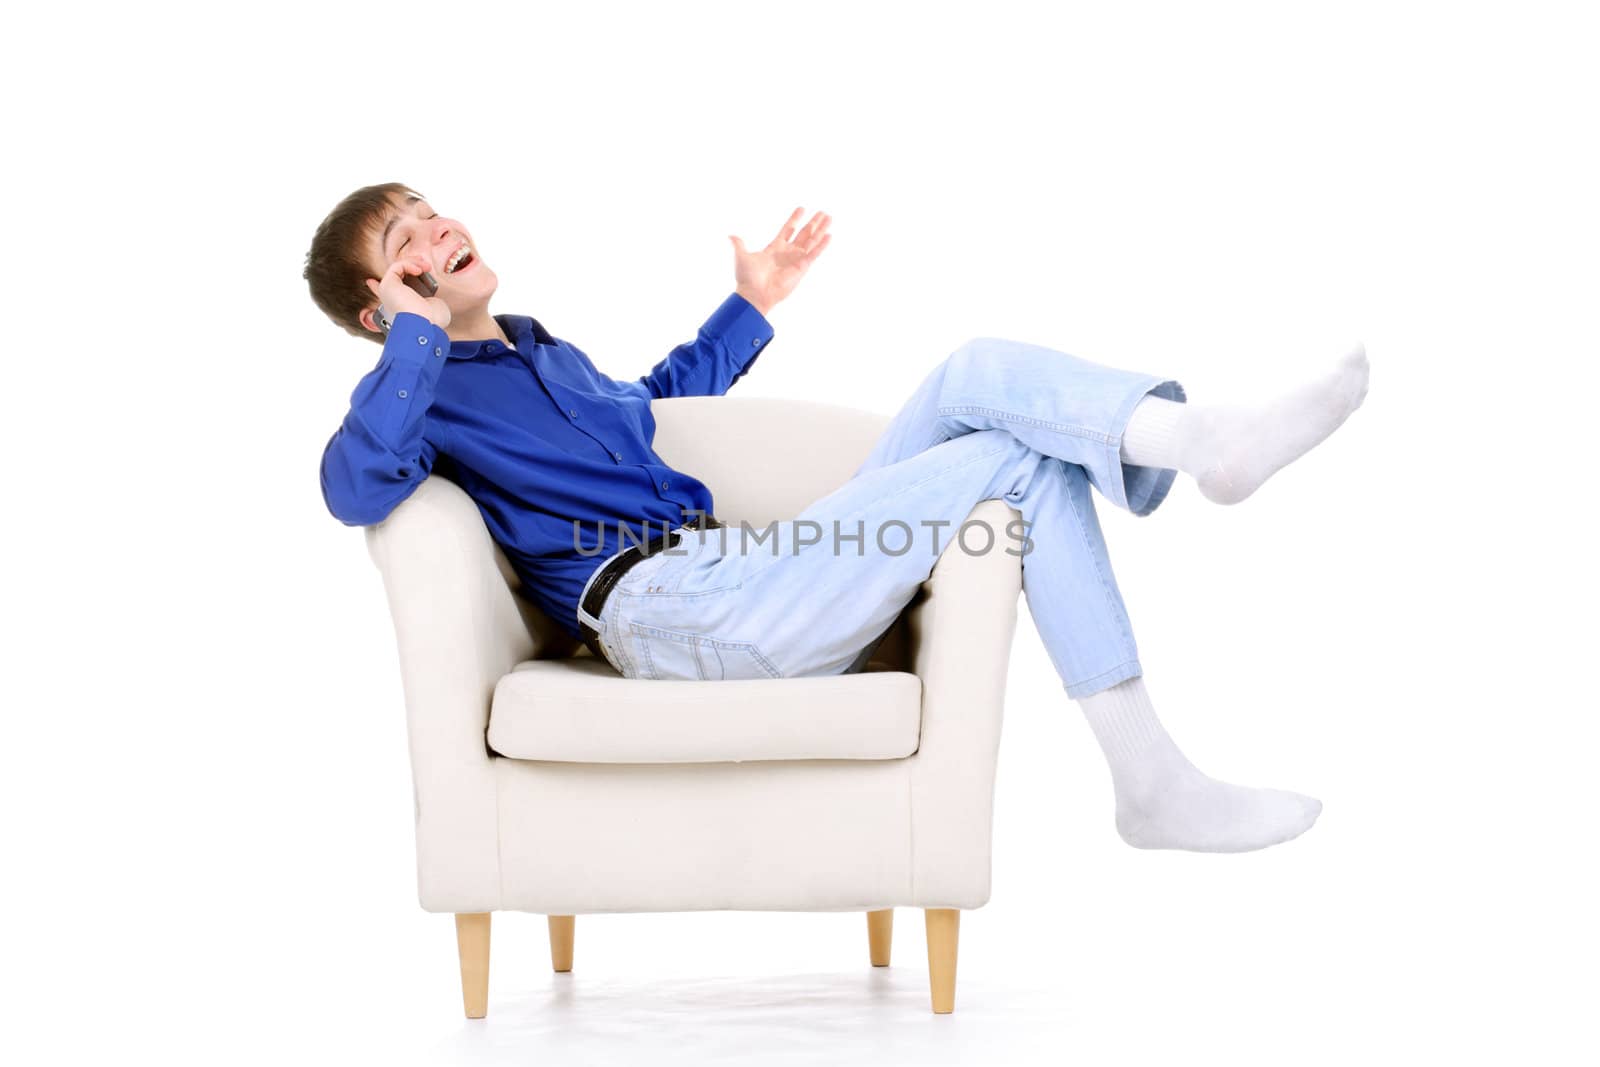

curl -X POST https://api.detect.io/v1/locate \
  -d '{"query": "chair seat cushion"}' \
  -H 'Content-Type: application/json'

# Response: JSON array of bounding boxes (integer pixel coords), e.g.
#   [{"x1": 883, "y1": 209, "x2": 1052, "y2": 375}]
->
[{"x1": 487, "y1": 656, "x2": 923, "y2": 763}]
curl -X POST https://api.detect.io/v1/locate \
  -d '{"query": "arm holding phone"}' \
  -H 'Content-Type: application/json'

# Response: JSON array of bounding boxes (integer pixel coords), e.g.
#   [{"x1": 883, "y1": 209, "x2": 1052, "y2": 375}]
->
[{"x1": 320, "y1": 258, "x2": 454, "y2": 526}]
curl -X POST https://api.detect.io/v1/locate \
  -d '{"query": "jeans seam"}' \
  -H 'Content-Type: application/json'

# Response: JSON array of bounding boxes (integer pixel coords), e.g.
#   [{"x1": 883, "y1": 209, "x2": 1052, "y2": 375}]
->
[
  {"x1": 1060, "y1": 465, "x2": 1139, "y2": 656},
  {"x1": 627, "y1": 621, "x2": 783, "y2": 680},
  {"x1": 936, "y1": 403, "x2": 1115, "y2": 445},
  {"x1": 634, "y1": 624, "x2": 657, "y2": 679}
]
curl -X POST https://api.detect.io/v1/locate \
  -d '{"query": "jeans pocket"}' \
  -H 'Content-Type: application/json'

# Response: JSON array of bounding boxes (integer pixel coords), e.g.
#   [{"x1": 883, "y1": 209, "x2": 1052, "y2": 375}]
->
[{"x1": 626, "y1": 622, "x2": 784, "y2": 681}]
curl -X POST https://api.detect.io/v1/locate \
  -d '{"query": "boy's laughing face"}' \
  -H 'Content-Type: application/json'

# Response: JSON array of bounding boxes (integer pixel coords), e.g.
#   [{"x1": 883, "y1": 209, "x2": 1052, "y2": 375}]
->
[{"x1": 359, "y1": 191, "x2": 499, "y2": 334}]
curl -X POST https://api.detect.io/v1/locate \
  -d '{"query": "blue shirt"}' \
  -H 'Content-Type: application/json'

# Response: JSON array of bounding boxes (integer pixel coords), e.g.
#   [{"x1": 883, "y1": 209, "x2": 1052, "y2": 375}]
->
[{"x1": 320, "y1": 291, "x2": 775, "y2": 640}]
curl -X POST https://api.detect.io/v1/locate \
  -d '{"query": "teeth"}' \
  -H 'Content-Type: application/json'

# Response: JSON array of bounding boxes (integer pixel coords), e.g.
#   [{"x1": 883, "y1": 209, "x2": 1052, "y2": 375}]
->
[{"x1": 444, "y1": 243, "x2": 473, "y2": 274}]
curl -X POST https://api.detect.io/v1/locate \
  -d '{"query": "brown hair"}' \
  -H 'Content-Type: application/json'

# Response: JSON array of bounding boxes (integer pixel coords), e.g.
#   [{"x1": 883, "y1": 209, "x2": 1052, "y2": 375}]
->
[{"x1": 303, "y1": 182, "x2": 425, "y2": 345}]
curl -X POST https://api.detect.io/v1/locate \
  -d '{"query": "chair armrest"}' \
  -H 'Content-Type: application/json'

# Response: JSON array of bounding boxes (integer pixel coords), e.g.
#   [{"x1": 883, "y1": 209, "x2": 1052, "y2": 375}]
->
[
  {"x1": 901, "y1": 497, "x2": 1024, "y2": 908},
  {"x1": 363, "y1": 475, "x2": 568, "y2": 912}
]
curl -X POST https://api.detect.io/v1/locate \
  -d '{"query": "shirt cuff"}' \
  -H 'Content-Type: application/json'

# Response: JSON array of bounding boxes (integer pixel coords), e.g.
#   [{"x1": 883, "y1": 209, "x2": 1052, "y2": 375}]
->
[
  {"x1": 705, "y1": 291, "x2": 775, "y2": 370},
  {"x1": 384, "y1": 311, "x2": 452, "y2": 371}
]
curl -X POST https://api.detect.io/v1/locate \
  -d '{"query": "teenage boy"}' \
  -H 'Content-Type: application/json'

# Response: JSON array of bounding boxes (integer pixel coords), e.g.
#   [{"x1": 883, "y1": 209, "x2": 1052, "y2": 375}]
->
[{"x1": 305, "y1": 183, "x2": 1368, "y2": 852}]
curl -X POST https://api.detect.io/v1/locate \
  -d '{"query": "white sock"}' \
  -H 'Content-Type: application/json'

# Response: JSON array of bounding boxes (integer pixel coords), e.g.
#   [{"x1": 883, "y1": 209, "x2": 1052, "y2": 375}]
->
[
  {"x1": 1121, "y1": 344, "x2": 1370, "y2": 504},
  {"x1": 1076, "y1": 676, "x2": 1322, "y2": 853}
]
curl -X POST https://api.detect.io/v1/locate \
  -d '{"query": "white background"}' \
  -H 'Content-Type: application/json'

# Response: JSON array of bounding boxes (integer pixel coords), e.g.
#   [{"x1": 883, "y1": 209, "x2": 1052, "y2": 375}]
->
[{"x1": 4, "y1": 1, "x2": 1596, "y2": 1064}]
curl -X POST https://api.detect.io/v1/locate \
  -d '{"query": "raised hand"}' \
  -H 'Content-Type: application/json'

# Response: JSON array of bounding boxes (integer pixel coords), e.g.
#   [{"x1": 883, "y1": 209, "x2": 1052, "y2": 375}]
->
[{"x1": 729, "y1": 208, "x2": 832, "y2": 316}]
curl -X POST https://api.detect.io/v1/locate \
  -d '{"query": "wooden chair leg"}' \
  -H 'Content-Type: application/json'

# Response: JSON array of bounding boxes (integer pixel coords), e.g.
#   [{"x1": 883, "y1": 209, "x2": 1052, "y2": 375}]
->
[
  {"x1": 924, "y1": 908, "x2": 960, "y2": 1014},
  {"x1": 867, "y1": 909, "x2": 893, "y2": 967},
  {"x1": 548, "y1": 915, "x2": 575, "y2": 973},
  {"x1": 454, "y1": 913, "x2": 491, "y2": 1019}
]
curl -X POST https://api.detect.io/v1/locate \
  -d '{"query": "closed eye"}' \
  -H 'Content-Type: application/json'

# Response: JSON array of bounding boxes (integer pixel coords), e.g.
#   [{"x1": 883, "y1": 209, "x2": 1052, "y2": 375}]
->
[{"x1": 397, "y1": 213, "x2": 442, "y2": 255}]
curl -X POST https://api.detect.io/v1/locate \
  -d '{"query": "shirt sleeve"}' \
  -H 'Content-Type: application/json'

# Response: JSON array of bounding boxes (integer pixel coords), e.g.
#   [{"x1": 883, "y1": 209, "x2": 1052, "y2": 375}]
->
[
  {"x1": 633, "y1": 291, "x2": 774, "y2": 399},
  {"x1": 319, "y1": 312, "x2": 452, "y2": 526}
]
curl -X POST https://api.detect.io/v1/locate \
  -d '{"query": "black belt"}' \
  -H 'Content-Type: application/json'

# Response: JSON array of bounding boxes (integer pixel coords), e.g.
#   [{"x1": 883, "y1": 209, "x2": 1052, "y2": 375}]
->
[{"x1": 578, "y1": 515, "x2": 725, "y2": 667}]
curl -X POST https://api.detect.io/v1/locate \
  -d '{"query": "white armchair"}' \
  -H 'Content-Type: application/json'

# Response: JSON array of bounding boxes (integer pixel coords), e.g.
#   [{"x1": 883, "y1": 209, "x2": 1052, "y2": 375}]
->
[{"x1": 363, "y1": 395, "x2": 1024, "y2": 1016}]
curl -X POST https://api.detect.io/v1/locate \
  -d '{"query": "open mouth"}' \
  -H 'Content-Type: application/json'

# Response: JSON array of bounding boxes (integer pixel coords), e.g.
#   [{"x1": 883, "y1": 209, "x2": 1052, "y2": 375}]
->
[{"x1": 443, "y1": 243, "x2": 478, "y2": 275}]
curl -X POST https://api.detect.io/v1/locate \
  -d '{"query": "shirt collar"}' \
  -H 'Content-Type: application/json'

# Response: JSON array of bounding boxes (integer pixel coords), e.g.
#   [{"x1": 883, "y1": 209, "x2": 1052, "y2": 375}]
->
[{"x1": 447, "y1": 313, "x2": 557, "y2": 360}]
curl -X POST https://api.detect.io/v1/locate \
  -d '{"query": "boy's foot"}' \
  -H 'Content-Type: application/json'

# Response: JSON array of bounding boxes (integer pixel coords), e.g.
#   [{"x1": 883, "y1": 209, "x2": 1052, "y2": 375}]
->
[
  {"x1": 1079, "y1": 677, "x2": 1323, "y2": 853},
  {"x1": 1113, "y1": 737, "x2": 1323, "y2": 852},
  {"x1": 1179, "y1": 344, "x2": 1370, "y2": 504}
]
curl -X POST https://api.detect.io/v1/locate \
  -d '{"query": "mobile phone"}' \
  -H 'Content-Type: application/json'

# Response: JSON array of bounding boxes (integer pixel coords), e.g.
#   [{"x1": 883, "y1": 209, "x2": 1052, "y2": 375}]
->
[
  {"x1": 375, "y1": 270, "x2": 440, "y2": 333},
  {"x1": 405, "y1": 270, "x2": 439, "y2": 298}
]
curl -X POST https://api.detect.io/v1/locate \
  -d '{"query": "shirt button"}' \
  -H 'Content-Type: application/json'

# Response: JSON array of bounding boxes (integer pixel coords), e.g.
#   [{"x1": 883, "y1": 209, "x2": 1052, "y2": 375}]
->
[
  {"x1": 417, "y1": 335, "x2": 428, "y2": 345},
  {"x1": 569, "y1": 408, "x2": 579, "y2": 418},
  {"x1": 752, "y1": 338, "x2": 762, "y2": 347},
  {"x1": 397, "y1": 389, "x2": 408, "y2": 398},
  {"x1": 613, "y1": 451, "x2": 623, "y2": 461},
  {"x1": 434, "y1": 347, "x2": 442, "y2": 357},
  {"x1": 661, "y1": 480, "x2": 669, "y2": 490}
]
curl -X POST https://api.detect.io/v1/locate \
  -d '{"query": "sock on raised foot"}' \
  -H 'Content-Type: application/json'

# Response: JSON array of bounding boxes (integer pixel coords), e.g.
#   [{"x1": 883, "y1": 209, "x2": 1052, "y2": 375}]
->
[
  {"x1": 1120, "y1": 344, "x2": 1370, "y2": 504},
  {"x1": 1076, "y1": 676, "x2": 1322, "y2": 853}
]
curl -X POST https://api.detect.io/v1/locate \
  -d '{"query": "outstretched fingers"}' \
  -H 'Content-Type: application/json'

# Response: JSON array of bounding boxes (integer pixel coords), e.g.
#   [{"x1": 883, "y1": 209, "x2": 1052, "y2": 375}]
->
[
  {"x1": 775, "y1": 207, "x2": 805, "y2": 245},
  {"x1": 800, "y1": 212, "x2": 830, "y2": 251}
]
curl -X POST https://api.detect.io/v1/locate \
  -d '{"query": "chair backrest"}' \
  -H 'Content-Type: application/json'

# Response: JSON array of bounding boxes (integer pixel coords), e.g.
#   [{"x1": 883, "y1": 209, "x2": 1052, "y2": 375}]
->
[{"x1": 650, "y1": 396, "x2": 891, "y2": 527}]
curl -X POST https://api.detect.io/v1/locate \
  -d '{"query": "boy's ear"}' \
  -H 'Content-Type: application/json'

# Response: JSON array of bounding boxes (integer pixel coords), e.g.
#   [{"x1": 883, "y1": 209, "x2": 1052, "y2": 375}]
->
[{"x1": 360, "y1": 280, "x2": 380, "y2": 332}]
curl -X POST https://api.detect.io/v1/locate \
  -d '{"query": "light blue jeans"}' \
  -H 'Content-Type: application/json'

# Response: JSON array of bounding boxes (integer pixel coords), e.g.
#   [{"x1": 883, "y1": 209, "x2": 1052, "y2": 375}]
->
[{"x1": 580, "y1": 337, "x2": 1185, "y2": 698}]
